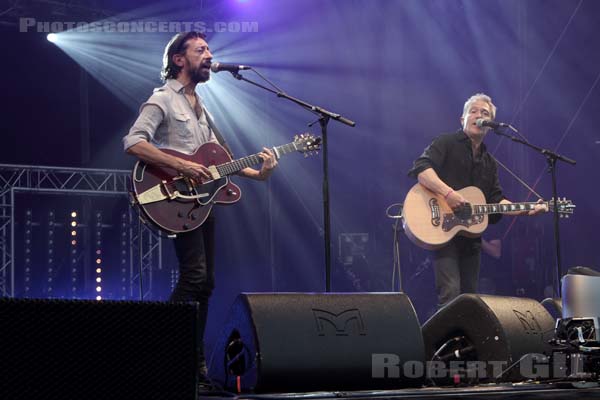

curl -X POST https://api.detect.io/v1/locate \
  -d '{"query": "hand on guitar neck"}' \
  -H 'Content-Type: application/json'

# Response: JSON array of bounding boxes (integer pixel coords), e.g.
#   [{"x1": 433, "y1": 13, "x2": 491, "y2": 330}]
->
[
  {"x1": 238, "y1": 147, "x2": 278, "y2": 181},
  {"x1": 446, "y1": 191, "x2": 546, "y2": 216},
  {"x1": 499, "y1": 198, "x2": 548, "y2": 216},
  {"x1": 445, "y1": 189, "x2": 547, "y2": 216}
]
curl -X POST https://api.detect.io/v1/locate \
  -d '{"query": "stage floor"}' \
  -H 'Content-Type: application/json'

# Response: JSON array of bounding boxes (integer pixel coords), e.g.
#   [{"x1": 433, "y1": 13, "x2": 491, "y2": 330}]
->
[{"x1": 205, "y1": 382, "x2": 600, "y2": 400}]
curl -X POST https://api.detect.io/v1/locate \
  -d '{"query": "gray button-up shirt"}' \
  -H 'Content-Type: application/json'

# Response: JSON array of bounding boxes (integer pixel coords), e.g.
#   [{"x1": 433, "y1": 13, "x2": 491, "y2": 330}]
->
[{"x1": 123, "y1": 79, "x2": 218, "y2": 155}]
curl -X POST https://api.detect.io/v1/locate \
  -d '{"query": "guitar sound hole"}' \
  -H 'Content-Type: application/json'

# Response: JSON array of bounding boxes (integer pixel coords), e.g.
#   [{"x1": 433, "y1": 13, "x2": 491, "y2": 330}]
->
[{"x1": 454, "y1": 203, "x2": 472, "y2": 220}]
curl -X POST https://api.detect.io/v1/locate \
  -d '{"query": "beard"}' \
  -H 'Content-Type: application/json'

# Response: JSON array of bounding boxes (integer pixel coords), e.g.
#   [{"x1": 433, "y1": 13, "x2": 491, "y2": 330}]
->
[{"x1": 187, "y1": 57, "x2": 211, "y2": 83}]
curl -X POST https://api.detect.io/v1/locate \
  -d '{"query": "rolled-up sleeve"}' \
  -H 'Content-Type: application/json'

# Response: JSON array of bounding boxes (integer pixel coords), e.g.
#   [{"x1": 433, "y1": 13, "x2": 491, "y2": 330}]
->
[
  {"x1": 122, "y1": 104, "x2": 164, "y2": 151},
  {"x1": 122, "y1": 91, "x2": 169, "y2": 151},
  {"x1": 407, "y1": 136, "x2": 447, "y2": 179}
]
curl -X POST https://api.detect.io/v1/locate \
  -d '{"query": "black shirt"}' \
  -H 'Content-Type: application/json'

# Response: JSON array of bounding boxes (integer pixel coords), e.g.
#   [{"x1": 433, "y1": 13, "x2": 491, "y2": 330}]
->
[{"x1": 408, "y1": 129, "x2": 505, "y2": 223}]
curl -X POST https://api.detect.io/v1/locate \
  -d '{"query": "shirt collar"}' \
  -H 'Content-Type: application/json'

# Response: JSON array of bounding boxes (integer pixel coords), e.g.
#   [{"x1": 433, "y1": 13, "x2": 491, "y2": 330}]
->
[
  {"x1": 457, "y1": 129, "x2": 488, "y2": 153},
  {"x1": 166, "y1": 79, "x2": 205, "y2": 102},
  {"x1": 166, "y1": 79, "x2": 185, "y2": 94}
]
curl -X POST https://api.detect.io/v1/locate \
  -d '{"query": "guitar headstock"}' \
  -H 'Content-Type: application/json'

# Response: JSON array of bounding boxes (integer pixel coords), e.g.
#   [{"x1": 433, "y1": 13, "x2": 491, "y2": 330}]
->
[
  {"x1": 549, "y1": 197, "x2": 576, "y2": 218},
  {"x1": 294, "y1": 133, "x2": 322, "y2": 157}
]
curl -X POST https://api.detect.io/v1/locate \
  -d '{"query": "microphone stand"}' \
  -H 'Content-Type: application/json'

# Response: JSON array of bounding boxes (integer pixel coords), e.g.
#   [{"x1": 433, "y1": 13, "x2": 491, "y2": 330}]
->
[
  {"x1": 229, "y1": 70, "x2": 355, "y2": 292},
  {"x1": 492, "y1": 128, "x2": 576, "y2": 296}
]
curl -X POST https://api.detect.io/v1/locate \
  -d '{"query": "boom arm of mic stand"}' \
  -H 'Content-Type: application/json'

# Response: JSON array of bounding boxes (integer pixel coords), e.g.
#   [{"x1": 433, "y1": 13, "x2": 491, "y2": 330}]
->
[
  {"x1": 231, "y1": 72, "x2": 356, "y2": 127},
  {"x1": 492, "y1": 128, "x2": 576, "y2": 165}
]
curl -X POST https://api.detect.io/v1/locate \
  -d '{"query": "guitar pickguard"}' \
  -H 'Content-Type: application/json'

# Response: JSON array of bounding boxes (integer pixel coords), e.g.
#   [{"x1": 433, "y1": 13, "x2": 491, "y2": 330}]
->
[
  {"x1": 442, "y1": 213, "x2": 484, "y2": 232},
  {"x1": 194, "y1": 177, "x2": 229, "y2": 206}
]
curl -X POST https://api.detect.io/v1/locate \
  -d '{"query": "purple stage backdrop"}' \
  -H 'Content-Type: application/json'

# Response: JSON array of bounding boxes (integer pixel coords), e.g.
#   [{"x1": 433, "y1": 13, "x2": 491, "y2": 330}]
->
[{"x1": 3, "y1": 0, "x2": 599, "y2": 350}]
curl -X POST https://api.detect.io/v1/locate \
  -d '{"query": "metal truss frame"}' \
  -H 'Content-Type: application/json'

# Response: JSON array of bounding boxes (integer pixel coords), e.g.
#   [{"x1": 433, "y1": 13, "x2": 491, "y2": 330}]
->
[{"x1": 0, "y1": 163, "x2": 162, "y2": 299}]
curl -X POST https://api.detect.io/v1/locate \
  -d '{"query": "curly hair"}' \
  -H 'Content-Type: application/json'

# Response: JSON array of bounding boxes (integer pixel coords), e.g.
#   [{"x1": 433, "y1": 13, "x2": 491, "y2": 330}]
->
[{"x1": 161, "y1": 31, "x2": 207, "y2": 82}]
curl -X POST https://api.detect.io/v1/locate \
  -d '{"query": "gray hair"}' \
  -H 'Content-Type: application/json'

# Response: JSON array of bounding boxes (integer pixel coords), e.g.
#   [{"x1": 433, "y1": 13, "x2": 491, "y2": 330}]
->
[{"x1": 462, "y1": 93, "x2": 497, "y2": 120}]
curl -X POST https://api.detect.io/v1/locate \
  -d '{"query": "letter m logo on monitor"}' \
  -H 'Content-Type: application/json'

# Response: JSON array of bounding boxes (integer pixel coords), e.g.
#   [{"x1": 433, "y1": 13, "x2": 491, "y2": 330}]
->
[
  {"x1": 312, "y1": 308, "x2": 366, "y2": 336},
  {"x1": 513, "y1": 309, "x2": 542, "y2": 334}
]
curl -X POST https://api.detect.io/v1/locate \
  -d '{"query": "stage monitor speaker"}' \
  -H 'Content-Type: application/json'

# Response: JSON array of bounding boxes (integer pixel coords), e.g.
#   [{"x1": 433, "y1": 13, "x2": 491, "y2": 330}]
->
[
  {"x1": 0, "y1": 298, "x2": 199, "y2": 400},
  {"x1": 422, "y1": 294, "x2": 556, "y2": 383},
  {"x1": 209, "y1": 292, "x2": 425, "y2": 393}
]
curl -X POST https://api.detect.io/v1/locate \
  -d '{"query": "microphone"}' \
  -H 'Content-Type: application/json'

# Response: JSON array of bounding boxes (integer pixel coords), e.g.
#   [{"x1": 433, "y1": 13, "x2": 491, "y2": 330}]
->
[
  {"x1": 475, "y1": 118, "x2": 509, "y2": 129},
  {"x1": 210, "y1": 62, "x2": 251, "y2": 73}
]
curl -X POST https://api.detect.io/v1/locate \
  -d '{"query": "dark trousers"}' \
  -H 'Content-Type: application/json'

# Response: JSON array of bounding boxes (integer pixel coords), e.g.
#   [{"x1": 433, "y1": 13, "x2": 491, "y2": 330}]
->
[
  {"x1": 433, "y1": 237, "x2": 481, "y2": 308},
  {"x1": 170, "y1": 217, "x2": 215, "y2": 376}
]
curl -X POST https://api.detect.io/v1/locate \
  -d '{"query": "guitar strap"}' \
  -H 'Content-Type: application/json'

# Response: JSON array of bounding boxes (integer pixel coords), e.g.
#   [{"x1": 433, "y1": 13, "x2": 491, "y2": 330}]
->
[{"x1": 202, "y1": 105, "x2": 234, "y2": 158}]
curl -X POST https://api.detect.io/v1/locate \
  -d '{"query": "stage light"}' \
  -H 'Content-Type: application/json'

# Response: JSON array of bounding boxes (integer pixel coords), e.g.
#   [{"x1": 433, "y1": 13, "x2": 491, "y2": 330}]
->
[
  {"x1": 96, "y1": 268, "x2": 102, "y2": 273},
  {"x1": 96, "y1": 296, "x2": 102, "y2": 301},
  {"x1": 47, "y1": 33, "x2": 58, "y2": 43},
  {"x1": 96, "y1": 286, "x2": 102, "y2": 292},
  {"x1": 71, "y1": 211, "x2": 77, "y2": 218},
  {"x1": 96, "y1": 277, "x2": 102, "y2": 283}
]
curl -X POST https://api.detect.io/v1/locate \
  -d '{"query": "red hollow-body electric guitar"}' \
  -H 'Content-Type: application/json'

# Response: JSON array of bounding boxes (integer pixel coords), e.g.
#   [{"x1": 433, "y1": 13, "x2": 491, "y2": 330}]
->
[{"x1": 131, "y1": 134, "x2": 320, "y2": 234}]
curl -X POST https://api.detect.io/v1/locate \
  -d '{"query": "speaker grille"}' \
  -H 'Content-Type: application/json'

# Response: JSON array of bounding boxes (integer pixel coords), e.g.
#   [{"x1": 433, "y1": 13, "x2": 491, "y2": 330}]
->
[{"x1": 0, "y1": 298, "x2": 199, "y2": 400}]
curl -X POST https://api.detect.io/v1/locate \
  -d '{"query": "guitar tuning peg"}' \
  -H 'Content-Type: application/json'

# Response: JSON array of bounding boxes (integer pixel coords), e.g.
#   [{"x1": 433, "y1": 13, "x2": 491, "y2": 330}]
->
[{"x1": 304, "y1": 153, "x2": 309, "y2": 158}]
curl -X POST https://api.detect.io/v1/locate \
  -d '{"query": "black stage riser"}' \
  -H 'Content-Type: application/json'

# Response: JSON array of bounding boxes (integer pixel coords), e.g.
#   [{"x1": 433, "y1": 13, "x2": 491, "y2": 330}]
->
[{"x1": 0, "y1": 298, "x2": 200, "y2": 400}]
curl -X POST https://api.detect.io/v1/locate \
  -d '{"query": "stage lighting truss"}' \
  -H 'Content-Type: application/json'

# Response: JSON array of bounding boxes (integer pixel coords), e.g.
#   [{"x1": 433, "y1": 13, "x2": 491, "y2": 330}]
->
[{"x1": 0, "y1": 163, "x2": 161, "y2": 299}]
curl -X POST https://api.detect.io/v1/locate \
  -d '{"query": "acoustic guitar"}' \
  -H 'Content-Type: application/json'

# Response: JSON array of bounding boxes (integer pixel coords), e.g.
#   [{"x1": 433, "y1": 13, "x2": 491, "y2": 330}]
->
[{"x1": 402, "y1": 183, "x2": 575, "y2": 250}]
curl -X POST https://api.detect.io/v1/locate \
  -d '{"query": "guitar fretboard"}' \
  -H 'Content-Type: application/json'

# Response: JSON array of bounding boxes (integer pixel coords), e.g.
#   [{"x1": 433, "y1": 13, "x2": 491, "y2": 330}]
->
[
  {"x1": 473, "y1": 202, "x2": 545, "y2": 215},
  {"x1": 215, "y1": 142, "x2": 298, "y2": 177}
]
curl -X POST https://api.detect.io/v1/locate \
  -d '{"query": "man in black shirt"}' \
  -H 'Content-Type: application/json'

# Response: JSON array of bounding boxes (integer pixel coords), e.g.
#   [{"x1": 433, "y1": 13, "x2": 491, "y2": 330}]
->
[{"x1": 408, "y1": 93, "x2": 545, "y2": 307}]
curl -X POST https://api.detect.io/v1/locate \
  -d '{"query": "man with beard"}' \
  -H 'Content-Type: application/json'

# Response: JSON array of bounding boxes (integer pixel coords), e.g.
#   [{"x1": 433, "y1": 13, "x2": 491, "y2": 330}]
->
[
  {"x1": 408, "y1": 93, "x2": 545, "y2": 308},
  {"x1": 123, "y1": 32, "x2": 277, "y2": 391}
]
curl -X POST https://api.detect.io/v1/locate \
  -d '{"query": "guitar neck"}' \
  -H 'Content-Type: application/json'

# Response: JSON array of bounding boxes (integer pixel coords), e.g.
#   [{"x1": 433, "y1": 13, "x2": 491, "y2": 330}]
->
[
  {"x1": 215, "y1": 142, "x2": 298, "y2": 176},
  {"x1": 472, "y1": 201, "x2": 547, "y2": 215}
]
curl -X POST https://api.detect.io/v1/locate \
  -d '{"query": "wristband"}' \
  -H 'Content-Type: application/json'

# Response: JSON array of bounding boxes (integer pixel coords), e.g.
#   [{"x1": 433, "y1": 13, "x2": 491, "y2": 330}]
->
[{"x1": 444, "y1": 189, "x2": 454, "y2": 199}]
